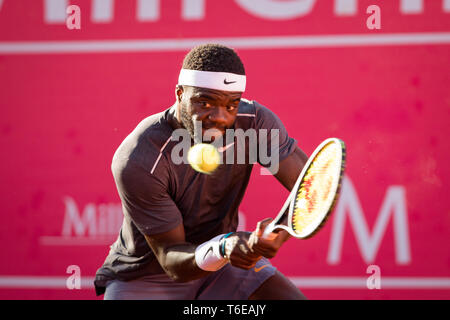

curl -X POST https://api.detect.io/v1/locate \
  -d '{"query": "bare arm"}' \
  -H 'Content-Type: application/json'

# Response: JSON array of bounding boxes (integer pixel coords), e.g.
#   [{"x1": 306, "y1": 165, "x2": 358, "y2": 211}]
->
[
  {"x1": 144, "y1": 224, "x2": 210, "y2": 282},
  {"x1": 274, "y1": 146, "x2": 309, "y2": 192},
  {"x1": 144, "y1": 224, "x2": 261, "y2": 282}
]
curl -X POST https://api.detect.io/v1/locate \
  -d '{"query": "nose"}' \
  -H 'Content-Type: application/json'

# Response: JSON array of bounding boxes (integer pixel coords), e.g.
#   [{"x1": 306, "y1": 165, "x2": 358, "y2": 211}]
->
[{"x1": 208, "y1": 107, "x2": 228, "y2": 126}]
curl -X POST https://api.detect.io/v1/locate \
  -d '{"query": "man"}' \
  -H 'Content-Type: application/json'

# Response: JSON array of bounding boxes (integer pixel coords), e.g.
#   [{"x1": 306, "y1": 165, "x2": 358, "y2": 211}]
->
[{"x1": 94, "y1": 44, "x2": 308, "y2": 299}]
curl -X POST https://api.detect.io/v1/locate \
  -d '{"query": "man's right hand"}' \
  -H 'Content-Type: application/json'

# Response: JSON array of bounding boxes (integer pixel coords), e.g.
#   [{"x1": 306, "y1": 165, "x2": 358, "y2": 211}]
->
[{"x1": 223, "y1": 231, "x2": 262, "y2": 270}]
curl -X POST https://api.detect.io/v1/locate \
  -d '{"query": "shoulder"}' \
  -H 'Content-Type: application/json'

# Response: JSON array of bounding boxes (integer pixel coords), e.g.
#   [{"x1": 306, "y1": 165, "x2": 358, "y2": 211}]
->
[
  {"x1": 234, "y1": 98, "x2": 258, "y2": 129},
  {"x1": 236, "y1": 98, "x2": 256, "y2": 117},
  {"x1": 112, "y1": 110, "x2": 173, "y2": 180},
  {"x1": 237, "y1": 98, "x2": 279, "y2": 118},
  {"x1": 236, "y1": 98, "x2": 283, "y2": 129},
  {"x1": 253, "y1": 101, "x2": 280, "y2": 122}
]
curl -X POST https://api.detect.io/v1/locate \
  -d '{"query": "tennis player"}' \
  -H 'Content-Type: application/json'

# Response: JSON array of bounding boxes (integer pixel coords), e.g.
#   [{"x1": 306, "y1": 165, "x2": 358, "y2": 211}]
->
[{"x1": 94, "y1": 44, "x2": 308, "y2": 300}]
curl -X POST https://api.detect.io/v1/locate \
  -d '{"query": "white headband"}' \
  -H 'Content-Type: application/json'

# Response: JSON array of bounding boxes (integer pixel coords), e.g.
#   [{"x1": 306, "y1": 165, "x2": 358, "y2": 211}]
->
[{"x1": 178, "y1": 69, "x2": 246, "y2": 92}]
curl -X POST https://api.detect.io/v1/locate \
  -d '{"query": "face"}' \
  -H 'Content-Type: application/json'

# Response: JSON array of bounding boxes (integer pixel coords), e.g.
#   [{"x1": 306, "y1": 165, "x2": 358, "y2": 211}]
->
[{"x1": 176, "y1": 85, "x2": 242, "y2": 142}]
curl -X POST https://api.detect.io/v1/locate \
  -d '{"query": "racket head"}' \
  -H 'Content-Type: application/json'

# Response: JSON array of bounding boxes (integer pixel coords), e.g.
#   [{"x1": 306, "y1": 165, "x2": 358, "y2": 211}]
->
[{"x1": 287, "y1": 138, "x2": 346, "y2": 239}]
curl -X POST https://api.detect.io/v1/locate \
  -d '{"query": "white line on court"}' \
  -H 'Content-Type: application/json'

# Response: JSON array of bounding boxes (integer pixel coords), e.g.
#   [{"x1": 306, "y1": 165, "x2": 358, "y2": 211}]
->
[
  {"x1": 1, "y1": 276, "x2": 450, "y2": 289},
  {"x1": 289, "y1": 276, "x2": 450, "y2": 289}
]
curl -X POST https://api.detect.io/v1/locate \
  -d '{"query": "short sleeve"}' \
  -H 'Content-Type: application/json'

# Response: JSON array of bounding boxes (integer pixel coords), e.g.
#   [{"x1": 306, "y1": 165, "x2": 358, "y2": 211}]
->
[
  {"x1": 254, "y1": 102, "x2": 297, "y2": 170},
  {"x1": 112, "y1": 157, "x2": 182, "y2": 236}
]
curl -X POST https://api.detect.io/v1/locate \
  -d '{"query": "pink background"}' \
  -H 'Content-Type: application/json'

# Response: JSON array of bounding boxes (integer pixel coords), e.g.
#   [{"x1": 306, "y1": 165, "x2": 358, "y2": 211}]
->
[{"x1": 0, "y1": 0, "x2": 449, "y2": 299}]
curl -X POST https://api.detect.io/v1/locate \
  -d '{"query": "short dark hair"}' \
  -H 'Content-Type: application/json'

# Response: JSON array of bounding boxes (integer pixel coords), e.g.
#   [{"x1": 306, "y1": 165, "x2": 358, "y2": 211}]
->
[{"x1": 182, "y1": 43, "x2": 245, "y2": 75}]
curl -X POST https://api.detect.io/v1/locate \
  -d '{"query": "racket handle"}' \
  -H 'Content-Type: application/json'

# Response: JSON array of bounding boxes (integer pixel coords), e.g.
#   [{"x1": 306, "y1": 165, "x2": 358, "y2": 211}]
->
[{"x1": 261, "y1": 222, "x2": 276, "y2": 240}]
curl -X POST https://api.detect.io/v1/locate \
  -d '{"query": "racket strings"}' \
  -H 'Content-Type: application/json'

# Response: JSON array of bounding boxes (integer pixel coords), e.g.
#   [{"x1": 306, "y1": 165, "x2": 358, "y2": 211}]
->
[{"x1": 291, "y1": 142, "x2": 342, "y2": 234}]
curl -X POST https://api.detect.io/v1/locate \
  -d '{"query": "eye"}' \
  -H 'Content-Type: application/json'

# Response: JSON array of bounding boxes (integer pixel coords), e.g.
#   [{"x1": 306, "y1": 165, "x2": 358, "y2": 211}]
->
[
  {"x1": 227, "y1": 104, "x2": 239, "y2": 112},
  {"x1": 199, "y1": 101, "x2": 212, "y2": 108}
]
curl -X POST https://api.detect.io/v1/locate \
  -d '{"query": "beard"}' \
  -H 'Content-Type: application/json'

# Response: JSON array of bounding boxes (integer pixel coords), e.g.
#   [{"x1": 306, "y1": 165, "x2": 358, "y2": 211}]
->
[
  {"x1": 179, "y1": 104, "x2": 228, "y2": 144},
  {"x1": 179, "y1": 104, "x2": 200, "y2": 143}
]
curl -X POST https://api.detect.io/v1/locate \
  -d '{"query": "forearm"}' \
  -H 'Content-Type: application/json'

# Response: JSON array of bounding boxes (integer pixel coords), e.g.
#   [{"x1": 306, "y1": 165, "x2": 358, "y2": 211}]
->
[
  {"x1": 159, "y1": 243, "x2": 211, "y2": 282},
  {"x1": 162, "y1": 233, "x2": 260, "y2": 279},
  {"x1": 151, "y1": 234, "x2": 231, "y2": 282},
  {"x1": 275, "y1": 147, "x2": 308, "y2": 191},
  {"x1": 146, "y1": 229, "x2": 259, "y2": 281}
]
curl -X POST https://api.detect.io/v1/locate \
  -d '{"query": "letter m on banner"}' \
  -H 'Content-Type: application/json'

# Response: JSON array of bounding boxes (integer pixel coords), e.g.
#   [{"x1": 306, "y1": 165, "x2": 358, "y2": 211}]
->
[
  {"x1": 327, "y1": 177, "x2": 411, "y2": 265},
  {"x1": 62, "y1": 196, "x2": 97, "y2": 236}
]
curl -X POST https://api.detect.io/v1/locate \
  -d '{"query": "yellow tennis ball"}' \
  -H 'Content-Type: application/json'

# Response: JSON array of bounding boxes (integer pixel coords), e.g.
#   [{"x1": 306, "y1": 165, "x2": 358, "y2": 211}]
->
[{"x1": 187, "y1": 143, "x2": 220, "y2": 174}]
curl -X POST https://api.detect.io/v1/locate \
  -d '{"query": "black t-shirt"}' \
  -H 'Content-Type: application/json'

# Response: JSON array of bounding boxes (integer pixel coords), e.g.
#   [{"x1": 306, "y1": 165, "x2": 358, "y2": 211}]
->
[{"x1": 94, "y1": 99, "x2": 297, "y2": 295}]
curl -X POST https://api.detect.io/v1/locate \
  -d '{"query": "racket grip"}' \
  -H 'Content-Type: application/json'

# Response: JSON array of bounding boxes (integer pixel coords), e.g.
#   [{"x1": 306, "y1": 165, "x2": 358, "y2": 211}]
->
[{"x1": 261, "y1": 222, "x2": 276, "y2": 240}]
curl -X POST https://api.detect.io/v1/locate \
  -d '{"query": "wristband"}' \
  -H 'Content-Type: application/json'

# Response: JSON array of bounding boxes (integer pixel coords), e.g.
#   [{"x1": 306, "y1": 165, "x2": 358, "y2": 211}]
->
[
  {"x1": 194, "y1": 234, "x2": 228, "y2": 271},
  {"x1": 219, "y1": 232, "x2": 234, "y2": 258}
]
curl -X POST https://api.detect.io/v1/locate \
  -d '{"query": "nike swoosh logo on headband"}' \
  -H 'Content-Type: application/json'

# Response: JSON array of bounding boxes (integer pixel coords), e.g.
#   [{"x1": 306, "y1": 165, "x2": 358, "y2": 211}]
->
[{"x1": 224, "y1": 79, "x2": 236, "y2": 85}]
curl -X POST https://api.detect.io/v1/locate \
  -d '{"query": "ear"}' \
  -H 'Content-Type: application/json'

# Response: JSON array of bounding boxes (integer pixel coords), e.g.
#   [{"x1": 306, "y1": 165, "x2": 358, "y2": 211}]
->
[{"x1": 175, "y1": 85, "x2": 184, "y2": 103}]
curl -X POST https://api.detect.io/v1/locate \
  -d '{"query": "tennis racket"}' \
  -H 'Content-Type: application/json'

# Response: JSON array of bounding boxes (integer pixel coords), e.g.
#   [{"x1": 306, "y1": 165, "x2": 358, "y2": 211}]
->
[{"x1": 262, "y1": 138, "x2": 346, "y2": 239}]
